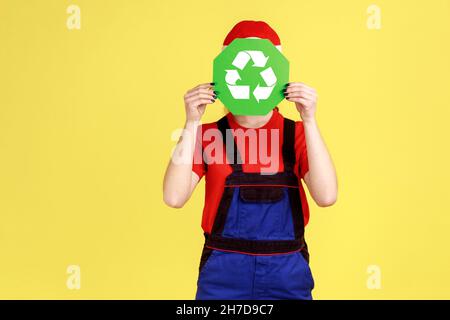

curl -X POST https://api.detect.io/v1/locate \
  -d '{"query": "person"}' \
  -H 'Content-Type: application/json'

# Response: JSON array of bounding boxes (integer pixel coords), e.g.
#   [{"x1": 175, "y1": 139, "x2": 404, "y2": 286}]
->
[{"x1": 163, "y1": 20, "x2": 338, "y2": 300}]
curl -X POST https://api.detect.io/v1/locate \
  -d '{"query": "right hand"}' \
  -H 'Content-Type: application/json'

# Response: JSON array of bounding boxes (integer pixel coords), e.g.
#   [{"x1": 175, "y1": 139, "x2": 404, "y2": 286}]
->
[{"x1": 184, "y1": 83, "x2": 216, "y2": 122}]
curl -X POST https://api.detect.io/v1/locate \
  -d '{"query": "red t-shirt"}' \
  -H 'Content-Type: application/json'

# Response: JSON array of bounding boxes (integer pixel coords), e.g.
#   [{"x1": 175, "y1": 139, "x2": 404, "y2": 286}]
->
[{"x1": 192, "y1": 108, "x2": 310, "y2": 234}]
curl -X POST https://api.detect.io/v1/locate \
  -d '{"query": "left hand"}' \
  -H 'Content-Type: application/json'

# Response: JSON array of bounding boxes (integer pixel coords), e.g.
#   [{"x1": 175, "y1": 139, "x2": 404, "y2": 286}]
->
[{"x1": 284, "y1": 82, "x2": 318, "y2": 123}]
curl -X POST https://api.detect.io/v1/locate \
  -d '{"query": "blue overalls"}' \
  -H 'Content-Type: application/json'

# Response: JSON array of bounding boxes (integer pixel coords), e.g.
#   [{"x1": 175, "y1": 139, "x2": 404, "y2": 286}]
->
[{"x1": 195, "y1": 115, "x2": 314, "y2": 300}]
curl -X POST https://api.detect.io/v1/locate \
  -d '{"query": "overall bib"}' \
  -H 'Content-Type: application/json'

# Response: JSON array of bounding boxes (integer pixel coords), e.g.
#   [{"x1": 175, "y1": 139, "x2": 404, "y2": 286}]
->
[{"x1": 195, "y1": 115, "x2": 314, "y2": 300}]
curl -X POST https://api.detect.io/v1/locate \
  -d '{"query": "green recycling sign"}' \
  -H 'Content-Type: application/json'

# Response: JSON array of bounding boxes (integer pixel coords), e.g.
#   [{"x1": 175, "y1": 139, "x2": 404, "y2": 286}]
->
[{"x1": 213, "y1": 38, "x2": 289, "y2": 116}]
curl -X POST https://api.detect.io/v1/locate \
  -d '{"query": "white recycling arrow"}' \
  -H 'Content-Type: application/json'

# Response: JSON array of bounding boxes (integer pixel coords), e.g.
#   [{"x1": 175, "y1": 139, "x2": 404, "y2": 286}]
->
[
  {"x1": 228, "y1": 85, "x2": 250, "y2": 99},
  {"x1": 232, "y1": 51, "x2": 251, "y2": 70},
  {"x1": 225, "y1": 70, "x2": 241, "y2": 85},
  {"x1": 259, "y1": 67, "x2": 277, "y2": 86},
  {"x1": 245, "y1": 51, "x2": 269, "y2": 68},
  {"x1": 253, "y1": 85, "x2": 274, "y2": 102},
  {"x1": 231, "y1": 50, "x2": 269, "y2": 70},
  {"x1": 252, "y1": 67, "x2": 277, "y2": 102},
  {"x1": 225, "y1": 70, "x2": 249, "y2": 99}
]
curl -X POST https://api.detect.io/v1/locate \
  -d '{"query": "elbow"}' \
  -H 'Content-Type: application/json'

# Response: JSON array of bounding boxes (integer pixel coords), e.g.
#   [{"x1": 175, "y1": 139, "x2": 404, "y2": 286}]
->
[
  {"x1": 163, "y1": 193, "x2": 186, "y2": 209},
  {"x1": 314, "y1": 193, "x2": 337, "y2": 208}
]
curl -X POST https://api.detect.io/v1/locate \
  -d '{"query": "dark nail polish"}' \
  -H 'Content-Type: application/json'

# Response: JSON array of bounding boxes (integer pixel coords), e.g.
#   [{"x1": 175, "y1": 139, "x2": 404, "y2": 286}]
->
[
  {"x1": 213, "y1": 91, "x2": 218, "y2": 95},
  {"x1": 210, "y1": 82, "x2": 215, "y2": 85},
  {"x1": 211, "y1": 99, "x2": 215, "y2": 102},
  {"x1": 213, "y1": 95, "x2": 217, "y2": 99}
]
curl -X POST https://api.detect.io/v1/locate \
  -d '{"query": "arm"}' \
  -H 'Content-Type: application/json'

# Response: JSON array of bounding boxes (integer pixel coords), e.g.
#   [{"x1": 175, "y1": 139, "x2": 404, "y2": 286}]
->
[
  {"x1": 163, "y1": 83, "x2": 216, "y2": 208},
  {"x1": 284, "y1": 82, "x2": 338, "y2": 207},
  {"x1": 162, "y1": 120, "x2": 201, "y2": 208}
]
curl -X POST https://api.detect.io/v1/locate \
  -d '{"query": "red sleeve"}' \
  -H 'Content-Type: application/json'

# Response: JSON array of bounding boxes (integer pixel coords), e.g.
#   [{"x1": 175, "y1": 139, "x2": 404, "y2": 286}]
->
[
  {"x1": 192, "y1": 124, "x2": 205, "y2": 180},
  {"x1": 295, "y1": 121, "x2": 309, "y2": 179}
]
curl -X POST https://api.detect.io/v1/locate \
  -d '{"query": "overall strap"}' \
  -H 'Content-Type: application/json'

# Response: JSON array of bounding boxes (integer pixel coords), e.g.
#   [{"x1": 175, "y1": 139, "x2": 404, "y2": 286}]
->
[
  {"x1": 217, "y1": 116, "x2": 243, "y2": 173},
  {"x1": 282, "y1": 118, "x2": 296, "y2": 172}
]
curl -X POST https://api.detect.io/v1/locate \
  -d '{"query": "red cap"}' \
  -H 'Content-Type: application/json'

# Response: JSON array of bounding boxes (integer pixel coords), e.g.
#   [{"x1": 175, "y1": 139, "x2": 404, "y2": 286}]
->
[{"x1": 223, "y1": 20, "x2": 281, "y2": 46}]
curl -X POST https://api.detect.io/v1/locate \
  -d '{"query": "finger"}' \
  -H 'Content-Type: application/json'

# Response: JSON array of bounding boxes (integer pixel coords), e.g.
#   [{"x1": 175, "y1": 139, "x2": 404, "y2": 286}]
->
[
  {"x1": 186, "y1": 93, "x2": 216, "y2": 103},
  {"x1": 284, "y1": 89, "x2": 315, "y2": 99},
  {"x1": 285, "y1": 91, "x2": 315, "y2": 100},
  {"x1": 286, "y1": 97, "x2": 309, "y2": 105},
  {"x1": 188, "y1": 98, "x2": 216, "y2": 108},
  {"x1": 284, "y1": 90, "x2": 316, "y2": 101},
  {"x1": 284, "y1": 86, "x2": 316, "y2": 95},
  {"x1": 185, "y1": 89, "x2": 216, "y2": 99}
]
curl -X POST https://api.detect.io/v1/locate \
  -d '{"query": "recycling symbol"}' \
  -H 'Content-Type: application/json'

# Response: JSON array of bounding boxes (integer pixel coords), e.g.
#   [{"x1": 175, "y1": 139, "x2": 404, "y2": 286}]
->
[
  {"x1": 213, "y1": 38, "x2": 289, "y2": 116},
  {"x1": 225, "y1": 51, "x2": 276, "y2": 102}
]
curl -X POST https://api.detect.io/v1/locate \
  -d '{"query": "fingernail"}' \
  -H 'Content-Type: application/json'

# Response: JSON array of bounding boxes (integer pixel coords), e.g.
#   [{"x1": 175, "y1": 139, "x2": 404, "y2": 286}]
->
[
  {"x1": 283, "y1": 89, "x2": 287, "y2": 93},
  {"x1": 213, "y1": 91, "x2": 218, "y2": 95},
  {"x1": 210, "y1": 82, "x2": 215, "y2": 85},
  {"x1": 284, "y1": 83, "x2": 290, "y2": 87},
  {"x1": 211, "y1": 99, "x2": 215, "y2": 102},
  {"x1": 213, "y1": 95, "x2": 217, "y2": 99}
]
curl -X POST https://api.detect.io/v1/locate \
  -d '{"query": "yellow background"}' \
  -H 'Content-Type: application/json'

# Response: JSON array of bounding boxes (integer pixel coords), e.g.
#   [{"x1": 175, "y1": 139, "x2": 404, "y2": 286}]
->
[{"x1": 1, "y1": 0, "x2": 449, "y2": 299}]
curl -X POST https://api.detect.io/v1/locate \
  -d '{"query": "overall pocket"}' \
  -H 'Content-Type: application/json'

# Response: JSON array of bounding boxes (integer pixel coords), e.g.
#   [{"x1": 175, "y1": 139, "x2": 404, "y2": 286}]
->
[{"x1": 233, "y1": 186, "x2": 294, "y2": 240}]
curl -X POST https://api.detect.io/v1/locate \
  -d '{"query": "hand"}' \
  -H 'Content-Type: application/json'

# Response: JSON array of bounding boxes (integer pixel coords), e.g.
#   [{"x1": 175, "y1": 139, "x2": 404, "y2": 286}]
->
[
  {"x1": 184, "y1": 83, "x2": 217, "y2": 122},
  {"x1": 284, "y1": 82, "x2": 318, "y2": 123}
]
